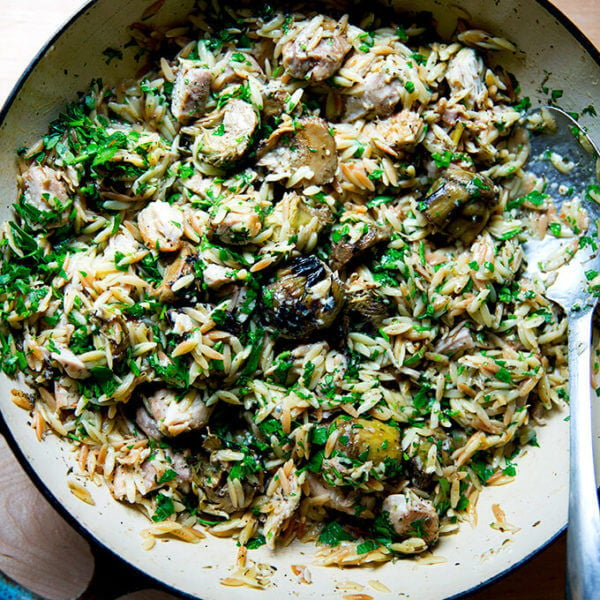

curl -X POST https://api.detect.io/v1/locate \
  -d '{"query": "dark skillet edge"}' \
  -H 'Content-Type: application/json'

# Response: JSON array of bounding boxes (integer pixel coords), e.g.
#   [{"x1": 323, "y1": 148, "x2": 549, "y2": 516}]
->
[{"x1": 0, "y1": 0, "x2": 597, "y2": 599}]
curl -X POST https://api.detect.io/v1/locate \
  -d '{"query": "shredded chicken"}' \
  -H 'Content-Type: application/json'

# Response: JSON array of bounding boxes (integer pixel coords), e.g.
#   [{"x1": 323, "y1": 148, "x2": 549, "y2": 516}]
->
[
  {"x1": 445, "y1": 47, "x2": 487, "y2": 108},
  {"x1": 143, "y1": 388, "x2": 212, "y2": 437},
  {"x1": 20, "y1": 165, "x2": 71, "y2": 230},
  {"x1": 382, "y1": 493, "x2": 440, "y2": 545},
  {"x1": 138, "y1": 201, "x2": 184, "y2": 252}
]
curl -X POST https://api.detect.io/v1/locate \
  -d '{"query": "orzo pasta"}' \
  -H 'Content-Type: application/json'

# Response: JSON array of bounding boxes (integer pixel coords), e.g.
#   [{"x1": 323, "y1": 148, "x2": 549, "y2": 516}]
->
[{"x1": 0, "y1": 2, "x2": 574, "y2": 566}]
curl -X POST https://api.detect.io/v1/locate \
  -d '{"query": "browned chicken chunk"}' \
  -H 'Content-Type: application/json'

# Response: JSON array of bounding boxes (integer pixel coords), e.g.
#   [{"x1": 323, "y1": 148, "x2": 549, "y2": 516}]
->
[
  {"x1": 282, "y1": 15, "x2": 351, "y2": 82},
  {"x1": 142, "y1": 388, "x2": 212, "y2": 437},
  {"x1": 171, "y1": 63, "x2": 211, "y2": 123},
  {"x1": 20, "y1": 165, "x2": 71, "y2": 230},
  {"x1": 382, "y1": 493, "x2": 440, "y2": 545}
]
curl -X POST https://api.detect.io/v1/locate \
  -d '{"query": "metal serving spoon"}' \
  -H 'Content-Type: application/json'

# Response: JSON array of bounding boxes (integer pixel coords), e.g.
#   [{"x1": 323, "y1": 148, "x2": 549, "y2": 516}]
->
[{"x1": 524, "y1": 106, "x2": 600, "y2": 600}]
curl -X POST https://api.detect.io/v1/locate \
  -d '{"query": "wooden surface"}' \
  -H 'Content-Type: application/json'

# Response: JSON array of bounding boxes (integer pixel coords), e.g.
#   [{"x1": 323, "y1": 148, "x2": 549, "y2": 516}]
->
[{"x1": 0, "y1": 1, "x2": 599, "y2": 599}]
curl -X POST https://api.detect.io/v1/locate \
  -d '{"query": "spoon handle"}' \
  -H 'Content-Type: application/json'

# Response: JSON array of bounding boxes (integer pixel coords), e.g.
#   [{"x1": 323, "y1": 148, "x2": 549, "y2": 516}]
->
[{"x1": 566, "y1": 310, "x2": 600, "y2": 600}]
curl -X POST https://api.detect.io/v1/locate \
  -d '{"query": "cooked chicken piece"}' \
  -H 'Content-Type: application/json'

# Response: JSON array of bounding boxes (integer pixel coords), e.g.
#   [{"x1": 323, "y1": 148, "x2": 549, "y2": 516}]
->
[
  {"x1": 445, "y1": 47, "x2": 487, "y2": 108},
  {"x1": 263, "y1": 461, "x2": 302, "y2": 548},
  {"x1": 141, "y1": 462, "x2": 163, "y2": 494},
  {"x1": 331, "y1": 220, "x2": 389, "y2": 271},
  {"x1": 194, "y1": 98, "x2": 258, "y2": 167},
  {"x1": 143, "y1": 388, "x2": 212, "y2": 437},
  {"x1": 171, "y1": 63, "x2": 212, "y2": 123},
  {"x1": 168, "y1": 309, "x2": 196, "y2": 336},
  {"x1": 182, "y1": 173, "x2": 210, "y2": 197},
  {"x1": 154, "y1": 450, "x2": 193, "y2": 485},
  {"x1": 343, "y1": 71, "x2": 404, "y2": 122},
  {"x1": 135, "y1": 406, "x2": 162, "y2": 440},
  {"x1": 111, "y1": 463, "x2": 159, "y2": 501},
  {"x1": 434, "y1": 323, "x2": 476, "y2": 356},
  {"x1": 137, "y1": 201, "x2": 184, "y2": 252},
  {"x1": 282, "y1": 15, "x2": 351, "y2": 82},
  {"x1": 382, "y1": 492, "x2": 439, "y2": 544},
  {"x1": 54, "y1": 378, "x2": 79, "y2": 410},
  {"x1": 51, "y1": 348, "x2": 89, "y2": 379},
  {"x1": 367, "y1": 109, "x2": 425, "y2": 156},
  {"x1": 20, "y1": 165, "x2": 72, "y2": 230},
  {"x1": 111, "y1": 465, "x2": 137, "y2": 502},
  {"x1": 112, "y1": 451, "x2": 192, "y2": 502},
  {"x1": 169, "y1": 452, "x2": 193, "y2": 483},
  {"x1": 257, "y1": 117, "x2": 337, "y2": 186},
  {"x1": 209, "y1": 194, "x2": 265, "y2": 245},
  {"x1": 148, "y1": 450, "x2": 193, "y2": 493},
  {"x1": 202, "y1": 263, "x2": 247, "y2": 289},
  {"x1": 104, "y1": 230, "x2": 144, "y2": 263},
  {"x1": 211, "y1": 52, "x2": 264, "y2": 92},
  {"x1": 307, "y1": 474, "x2": 374, "y2": 517},
  {"x1": 154, "y1": 242, "x2": 196, "y2": 302}
]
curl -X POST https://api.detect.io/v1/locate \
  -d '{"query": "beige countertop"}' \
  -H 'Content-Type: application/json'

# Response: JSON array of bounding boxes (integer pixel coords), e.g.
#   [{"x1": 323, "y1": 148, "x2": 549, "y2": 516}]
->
[{"x1": 0, "y1": 1, "x2": 598, "y2": 599}]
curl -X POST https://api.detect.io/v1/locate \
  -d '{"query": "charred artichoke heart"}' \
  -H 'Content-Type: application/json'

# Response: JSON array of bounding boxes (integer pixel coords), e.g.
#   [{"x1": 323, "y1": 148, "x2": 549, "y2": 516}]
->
[
  {"x1": 345, "y1": 286, "x2": 389, "y2": 325},
  {"x1": 331, "y1": 222, "x2": 389, "y2": 271},
  {"x1": 344, "y1": 274, "x2": 389, "y2": 325},
  {"x1": 257, "y1": 117, "x2": 338, "y2": 186},
  {"x1": 422, "y1": 167, "x2": 496, "y2": 244},
  {"x1": 262, "y1": 256, "x2": 345, "y2": 338}
]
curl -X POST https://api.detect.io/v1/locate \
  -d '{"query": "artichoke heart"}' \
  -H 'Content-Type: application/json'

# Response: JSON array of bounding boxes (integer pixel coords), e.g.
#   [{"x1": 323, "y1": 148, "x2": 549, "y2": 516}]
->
[
  {"x1": 422, "y1": 167, "x2": 496, "y2": 244},
  {"x1": 262, "y1": 256, "x2": 345, "y2": 338},
  {"x1": 335, "y1": 417, "x2": 402, "y2": 464}
]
